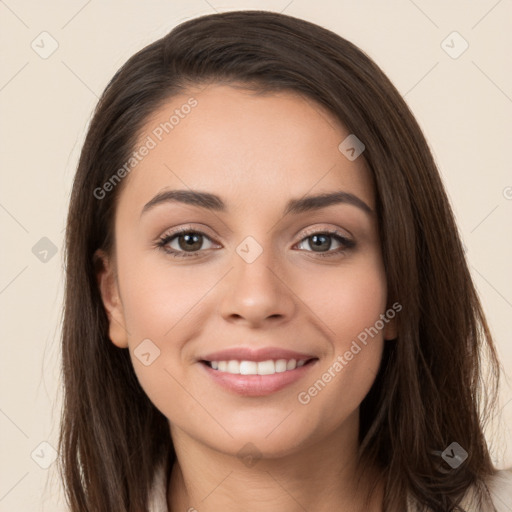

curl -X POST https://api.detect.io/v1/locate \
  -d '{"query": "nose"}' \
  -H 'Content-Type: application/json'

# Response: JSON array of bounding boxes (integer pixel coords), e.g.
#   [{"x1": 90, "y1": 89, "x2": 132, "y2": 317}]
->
[{"x1": 218, "y1": 243, "x2": 296, "y2": 328}]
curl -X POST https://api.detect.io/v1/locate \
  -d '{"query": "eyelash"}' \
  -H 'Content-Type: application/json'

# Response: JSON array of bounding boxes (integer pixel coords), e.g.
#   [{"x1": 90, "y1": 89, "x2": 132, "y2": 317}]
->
[{"x1": 156, "y1": 226, "x2": 356, "y2": 259}]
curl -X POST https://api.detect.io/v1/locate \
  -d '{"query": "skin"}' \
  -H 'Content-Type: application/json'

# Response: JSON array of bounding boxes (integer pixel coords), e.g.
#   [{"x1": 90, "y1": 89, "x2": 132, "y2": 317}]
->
[{"x1": 96, "y1": 84, "x2": 396, "y2": 511}]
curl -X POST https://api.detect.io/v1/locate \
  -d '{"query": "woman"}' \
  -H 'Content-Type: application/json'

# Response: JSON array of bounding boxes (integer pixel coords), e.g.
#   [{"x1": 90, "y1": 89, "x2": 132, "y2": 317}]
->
[{"x1": 58, "y1": 10, "x2": 512, "y2": 511}]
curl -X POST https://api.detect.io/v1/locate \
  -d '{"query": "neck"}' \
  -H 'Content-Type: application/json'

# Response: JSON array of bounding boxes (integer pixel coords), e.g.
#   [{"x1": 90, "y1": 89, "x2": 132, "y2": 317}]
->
[{"x1": 167, "y1": 416, "x2": 384, "y2": 512}]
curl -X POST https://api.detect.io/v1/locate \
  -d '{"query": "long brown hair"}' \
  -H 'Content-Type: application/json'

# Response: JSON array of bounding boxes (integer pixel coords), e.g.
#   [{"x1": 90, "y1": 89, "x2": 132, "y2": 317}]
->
[{"x1": 59, "y1": 10, "x2": 501, "y2": 511}]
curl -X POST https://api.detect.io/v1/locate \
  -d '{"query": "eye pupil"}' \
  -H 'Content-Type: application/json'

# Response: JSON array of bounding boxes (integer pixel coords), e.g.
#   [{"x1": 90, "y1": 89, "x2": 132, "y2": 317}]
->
[
  {"x1": 310, "y1": 234, "x2": 331, "y2": 252},
  {"x1": 179, "y1": 233, "x2": 202, "y2": 251}
]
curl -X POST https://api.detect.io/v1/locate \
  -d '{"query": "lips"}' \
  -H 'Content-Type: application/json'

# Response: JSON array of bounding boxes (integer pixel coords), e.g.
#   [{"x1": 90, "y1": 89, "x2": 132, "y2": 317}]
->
[{"x1": 198, "y1": 346, "x2": 319, "y2": 396}]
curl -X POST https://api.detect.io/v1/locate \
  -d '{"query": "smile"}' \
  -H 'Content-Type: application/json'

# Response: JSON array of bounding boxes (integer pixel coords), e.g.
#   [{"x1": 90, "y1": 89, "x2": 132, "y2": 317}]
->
[
  {"x1": 203, "y1": 358, "x2": 312, "y2": 375},
  {"x1": 198, "y1": 348, "x2": 319, "y2": 396}
]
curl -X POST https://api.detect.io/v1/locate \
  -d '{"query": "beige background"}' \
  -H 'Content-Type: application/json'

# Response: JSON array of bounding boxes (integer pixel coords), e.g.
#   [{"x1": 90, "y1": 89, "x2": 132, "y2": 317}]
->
[{"x1": 1, "y1": 1, "x2": 511, "y2": 510}]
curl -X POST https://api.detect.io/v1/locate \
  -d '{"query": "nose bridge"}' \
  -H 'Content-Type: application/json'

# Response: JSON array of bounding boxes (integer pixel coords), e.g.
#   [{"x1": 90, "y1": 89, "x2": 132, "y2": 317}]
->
[
  {"x1": 218, "y1": 232, "x2": 294, "y2": 324},
  {"x1": 233, "y1": 233, "x2": 282, "y2": 298},
  {"x1": 235, "y1": 238, "x2": 276, "y2": 287}
]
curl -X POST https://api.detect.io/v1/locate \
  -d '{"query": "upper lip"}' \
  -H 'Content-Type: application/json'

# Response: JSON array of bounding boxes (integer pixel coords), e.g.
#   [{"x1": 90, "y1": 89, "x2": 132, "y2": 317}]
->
[{"x1": 200, "y1": 347, "x2": 317, "y2": 363}]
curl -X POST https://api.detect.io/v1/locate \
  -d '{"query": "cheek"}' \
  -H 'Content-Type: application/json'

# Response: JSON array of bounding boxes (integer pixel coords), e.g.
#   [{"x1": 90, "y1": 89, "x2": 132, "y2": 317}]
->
[
  {"x1": 116, "y1": 247, "x2": 212, "y2": 341},
  {"x1": 303, "y1": 254, "x2": 388, "y2": 346},
  {"x1": 292, "y1": 254, "x2": 387, "y2": 419}
]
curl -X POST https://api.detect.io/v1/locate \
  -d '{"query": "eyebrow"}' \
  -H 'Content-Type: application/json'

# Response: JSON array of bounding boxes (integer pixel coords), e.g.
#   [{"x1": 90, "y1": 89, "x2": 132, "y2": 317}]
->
[{"x1": 140, "y1": 189, "x2": 373, "y2": 217}]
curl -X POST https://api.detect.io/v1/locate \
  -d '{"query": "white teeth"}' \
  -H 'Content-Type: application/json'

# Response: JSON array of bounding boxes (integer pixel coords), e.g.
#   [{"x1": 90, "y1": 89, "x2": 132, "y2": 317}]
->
[
  {"x1": 226, "y1": 360, "x2": 240, "y2": 374},
  {"x1": 207, "y1": 358, "x2": 311, "y2": 375},
  {"x1": 275, "y1": 359, "x2": 287, "y2": 373},
  {"x1": 239, "y1": 361, "x2": 258, "y2": 375},
  {"x1": 258, "y1": 360, "x2": 275, "y2": 375}
]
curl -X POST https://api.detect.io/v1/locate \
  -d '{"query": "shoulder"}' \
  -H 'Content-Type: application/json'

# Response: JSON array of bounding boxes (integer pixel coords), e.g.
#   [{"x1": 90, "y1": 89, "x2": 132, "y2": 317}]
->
[
  {"x1": 406, "y1": 469, "x2": 512, "y2": 512},
  {"x1": 482, "y1": 469, "x2": 512, "y2": 511},
  {"x1": 148, "y1": 465, "x2": 512, "y2": 512}
]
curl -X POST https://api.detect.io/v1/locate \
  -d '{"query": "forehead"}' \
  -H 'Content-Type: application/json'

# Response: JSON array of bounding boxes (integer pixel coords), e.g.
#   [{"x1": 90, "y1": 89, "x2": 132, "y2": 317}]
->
[{"x1": 118, "y1": 84, "x2": 374, "y2": 216}]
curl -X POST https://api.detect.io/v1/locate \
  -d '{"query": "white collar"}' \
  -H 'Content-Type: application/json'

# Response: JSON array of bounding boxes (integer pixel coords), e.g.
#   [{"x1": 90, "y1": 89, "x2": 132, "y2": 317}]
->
[{"x1": 148, "y1": 459, "x2": 169, "y2": 512}]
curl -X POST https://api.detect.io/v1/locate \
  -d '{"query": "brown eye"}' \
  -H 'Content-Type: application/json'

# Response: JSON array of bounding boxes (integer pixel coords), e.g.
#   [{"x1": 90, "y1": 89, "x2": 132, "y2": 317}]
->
[
  {"x1": 176, "y1": 232, "x2": 203, "y2": 252},
  {"x1": 295, "y1": 230, "x2": 356, "y2": 258},
  {"x1": 157, "y1": 229, "x2": 217, "y2": 258},
  {"x1": 307, "y1": 234, "x2": 333, "y2": 252}
]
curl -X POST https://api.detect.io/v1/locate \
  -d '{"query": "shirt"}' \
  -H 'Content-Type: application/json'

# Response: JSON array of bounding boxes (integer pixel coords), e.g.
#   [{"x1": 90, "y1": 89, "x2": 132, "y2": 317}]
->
[{"x1": 148, "y1": 465, "x2": 512, "y2": 511}]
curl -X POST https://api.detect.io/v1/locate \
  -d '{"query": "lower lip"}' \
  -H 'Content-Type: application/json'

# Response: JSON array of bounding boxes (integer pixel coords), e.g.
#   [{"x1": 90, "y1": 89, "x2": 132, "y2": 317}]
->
[{"x1": 199, "y1": 360, "x2": 317, "y2": 396}]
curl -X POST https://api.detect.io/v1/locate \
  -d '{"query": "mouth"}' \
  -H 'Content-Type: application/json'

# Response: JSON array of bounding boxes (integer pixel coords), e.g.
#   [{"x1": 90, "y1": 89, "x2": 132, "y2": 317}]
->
[
  {"x1": 200, "y1": 357, "x2": 317, "y2": 375},
  {"x1": 198, "y1": 353, "x2": 319, "y2": 396}
]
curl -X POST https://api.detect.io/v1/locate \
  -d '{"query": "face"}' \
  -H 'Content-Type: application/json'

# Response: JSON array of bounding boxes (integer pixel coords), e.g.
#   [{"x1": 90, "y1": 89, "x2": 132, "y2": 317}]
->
[{"x1": 96, "y1": 84, "x2": 396, "y2": 459}]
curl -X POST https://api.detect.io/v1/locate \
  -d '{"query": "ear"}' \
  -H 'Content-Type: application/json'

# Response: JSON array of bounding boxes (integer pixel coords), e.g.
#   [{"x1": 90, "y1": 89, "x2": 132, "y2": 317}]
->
[{"x1": 94, "y1": 249, "x2": 129, "y2": 348}]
